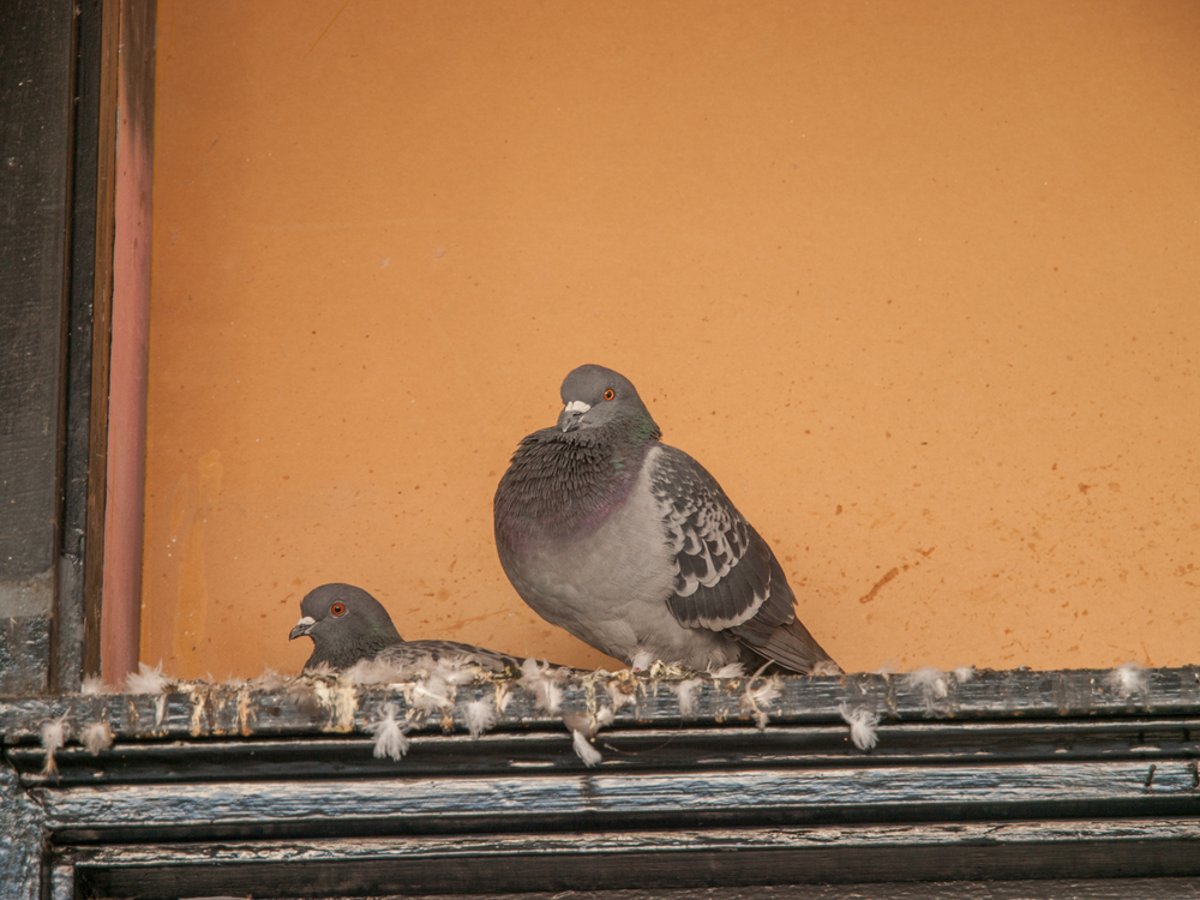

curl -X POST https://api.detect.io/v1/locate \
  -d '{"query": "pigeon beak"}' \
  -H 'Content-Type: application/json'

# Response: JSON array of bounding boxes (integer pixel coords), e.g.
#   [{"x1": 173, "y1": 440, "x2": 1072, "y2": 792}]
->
[
  {"x1": 557, "y1": 400, "x2": 590, "y2": 432},
  {"x1": 289, "y1": 615, "x2": 316, "y2": 640}
]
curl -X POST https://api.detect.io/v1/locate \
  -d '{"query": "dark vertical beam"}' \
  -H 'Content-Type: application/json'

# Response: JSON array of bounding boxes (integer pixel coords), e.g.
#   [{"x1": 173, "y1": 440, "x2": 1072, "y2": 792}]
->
[
  {"x1": 55, "y1": 0, "x2": 113, "y2": 693},
  {"x1": 81, "y1": 0, "x2": 121, "y2": 685},
  {"x1": 0, "y1": 0, "x2": 78, "y2": 695},
  {"x1": 0, "y1": 763, "x2": 46, "y2": 900}
]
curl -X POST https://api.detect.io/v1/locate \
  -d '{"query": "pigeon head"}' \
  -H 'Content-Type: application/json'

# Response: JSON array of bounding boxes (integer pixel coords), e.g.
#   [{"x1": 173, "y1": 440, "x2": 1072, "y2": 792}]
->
[
  {"x1": 557, "y1": 364, "x2": 660, "y2": 438},
  {"x1": 288, "y1": 582, "x2": 403, "y2": 670}
]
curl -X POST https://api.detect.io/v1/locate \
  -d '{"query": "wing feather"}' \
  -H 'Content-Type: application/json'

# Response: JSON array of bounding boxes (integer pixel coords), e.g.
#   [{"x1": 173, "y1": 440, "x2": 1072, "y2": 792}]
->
[{"x1": 650, "y1": 445, "x2": 838, "y2": 673}]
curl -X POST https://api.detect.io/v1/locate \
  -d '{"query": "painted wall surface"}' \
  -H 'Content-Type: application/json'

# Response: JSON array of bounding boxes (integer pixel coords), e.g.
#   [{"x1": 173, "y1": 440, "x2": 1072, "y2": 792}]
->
[{"x1": 145, "y1": 0, "x2": 1200, "y2": 680}]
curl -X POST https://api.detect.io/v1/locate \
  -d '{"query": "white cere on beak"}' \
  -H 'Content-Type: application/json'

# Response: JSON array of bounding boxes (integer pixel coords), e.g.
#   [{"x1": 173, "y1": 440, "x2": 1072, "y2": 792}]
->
[
  {"x1": 289, "y1": 615, "x2": 317, "y2": 640},
  {"x1": 558, "y1": 399, "x2": 593, "y2": 432}
]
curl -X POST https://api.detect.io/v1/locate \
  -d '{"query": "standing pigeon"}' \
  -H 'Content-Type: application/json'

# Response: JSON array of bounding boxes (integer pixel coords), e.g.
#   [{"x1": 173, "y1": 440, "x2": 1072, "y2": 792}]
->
[
  {"x1": 494, "y1": 364, "x2": 839, "y2": 674},
  {"x1": 288, "y1": 583, "x2": 522, "y2": 673}
]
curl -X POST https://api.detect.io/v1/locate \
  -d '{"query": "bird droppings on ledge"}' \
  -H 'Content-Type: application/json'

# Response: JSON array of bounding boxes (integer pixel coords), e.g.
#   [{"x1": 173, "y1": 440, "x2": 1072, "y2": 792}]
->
[{"x1": 5, "y1": 666, "x2": 1200, "y2": 780}]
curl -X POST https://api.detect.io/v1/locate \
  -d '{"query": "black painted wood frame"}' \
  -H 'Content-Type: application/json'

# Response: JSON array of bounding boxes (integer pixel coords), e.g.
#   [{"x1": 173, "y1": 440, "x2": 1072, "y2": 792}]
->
[{"x1": 1, "y1": 667, "x2": 1199, "y2": 896}]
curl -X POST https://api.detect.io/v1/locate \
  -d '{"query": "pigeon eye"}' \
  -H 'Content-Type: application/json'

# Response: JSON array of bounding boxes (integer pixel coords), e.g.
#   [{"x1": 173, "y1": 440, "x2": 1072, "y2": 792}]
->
[
  {"x1": 330, "y1": 601, "x2": 347, "y2": 617},
  {"x1": 603, "y1": 388, "x2": 615, "y2": 401}
]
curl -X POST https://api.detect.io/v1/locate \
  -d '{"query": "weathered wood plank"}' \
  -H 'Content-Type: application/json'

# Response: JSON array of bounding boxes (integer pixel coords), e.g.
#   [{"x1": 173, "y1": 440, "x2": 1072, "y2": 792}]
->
[
  {"x1": 66, "y1": 818, "x2": 1200, "y2": 864},
  {"x1": 64, "y1": 820, "x2": 1200, "y2": 897},
  {"x1": 2, "y1": 667, "x2": 1199, "y2": 746},
  {"x1": 6, "y1": 668, "x2": 1198, "y2": 895},
  {"x1": 7, "y1": 715, "x2": 1199, "y2": 786},
  {"x1": 0, "y1": 0, "x2": 76, "y2": 698},
  {"x1": 286, "y1": 883, "x2": 1200, "y2": 900},
  {"x1": 36, "y1": 759, "x2": 1200, "y2": 843}
]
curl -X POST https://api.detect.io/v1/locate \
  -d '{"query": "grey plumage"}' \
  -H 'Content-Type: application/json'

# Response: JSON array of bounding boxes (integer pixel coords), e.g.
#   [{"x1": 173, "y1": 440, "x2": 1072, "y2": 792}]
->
[
  {"x1": 494, "y1": 364, "x2": 839, "y2": 674},
  {"x1": 288, "y1": 583, "x2": 521, "y2": 673}
]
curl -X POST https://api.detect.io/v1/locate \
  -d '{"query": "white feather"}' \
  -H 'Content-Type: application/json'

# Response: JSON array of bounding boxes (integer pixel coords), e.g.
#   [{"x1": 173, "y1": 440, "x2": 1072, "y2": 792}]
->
[
  {"x1": 607, "y1": 680, "x2": 636, "y2": 713},
  {"x1": 464, "y1": 699, "x2": 496, "y2": 739},
  {"x1": 839, "y1": 703, "x2": 880, "y2": 751},
  {"x1": 40, "y1": 715, "x2": 70, "y2": 776},
  {"x1": 905, "y1": 667, "x2": 950, "y2": 713},
  {"x1": 1106, "y1": 662, "x2": 1149, "y2": 700},
  {"x1": 572, "y1": 729, "x2": 602, "y2": 767},
  {"x1": 629, "y1": 649, "x2": 656, "y2": 672},
  {"x1": 741, "y1": 674, "x2": 783, "y2": 730},
  {"x1": 125, "y1": 661, "x2": 169, "y2": 694},
  {"x1": 80, "y1": 675, "x2": 112, "y2": 695},
  {"x1": 707, "y1": 662, "x2": 746, "y2": 679},
  {"x1": 82, "y1": 721, "x2": 114, "y2": 755},
  {"x1": 673, "y1": 677, "x2": 704, "y2": 716},
  {"x1": 368, "y1": 702, "x2": 410, "y2": 761},
  {"x1": 249, "y1": 667, "x2": 288, "y2": 691},
  {"x1": 519, "y1": 658, "x2": 563, "y2": 714},
  {"x1": 410, "y1": 675, "x2": 454, "y2": 714},
  {"x1": 953, "y1": 666, "x2": 975, "y2": 684},
  {"x1": 437, "y1": 656, "x2": 485, "y2": 686}
]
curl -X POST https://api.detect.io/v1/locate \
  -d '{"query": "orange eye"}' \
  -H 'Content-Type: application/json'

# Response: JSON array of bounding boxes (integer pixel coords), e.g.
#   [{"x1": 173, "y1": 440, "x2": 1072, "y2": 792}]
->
[
  {"x1": 603, "y1": 388, "x2": 615, "y2": 401},
  {"x1": 330, "y1": 601, "x2": 347, "y2": 617}
]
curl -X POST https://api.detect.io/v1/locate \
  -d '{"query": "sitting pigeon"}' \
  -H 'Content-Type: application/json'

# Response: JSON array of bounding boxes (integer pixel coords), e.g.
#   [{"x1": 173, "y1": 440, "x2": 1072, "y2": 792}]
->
[
  {"x1": 494, "y1": 364, "x2": 839, "y2": 675},
  {"x1": 288, "y1": 582, "x2": 522, "y2": 673}
]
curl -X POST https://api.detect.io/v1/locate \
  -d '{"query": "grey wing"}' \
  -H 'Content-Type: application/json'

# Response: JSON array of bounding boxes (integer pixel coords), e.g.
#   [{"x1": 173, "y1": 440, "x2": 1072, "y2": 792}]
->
[
  {"x1": 377, "y1": 640, "x2": 521, "y2": 673},
  {"x1": 650, "y1": 446, "x2": 837, "y2": 673}
]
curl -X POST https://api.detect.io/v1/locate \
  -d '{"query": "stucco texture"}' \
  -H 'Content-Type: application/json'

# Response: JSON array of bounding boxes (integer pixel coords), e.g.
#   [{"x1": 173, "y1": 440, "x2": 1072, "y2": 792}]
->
[{"x1": 145, "y1": 0, "x2": 1200, "y2": 679}]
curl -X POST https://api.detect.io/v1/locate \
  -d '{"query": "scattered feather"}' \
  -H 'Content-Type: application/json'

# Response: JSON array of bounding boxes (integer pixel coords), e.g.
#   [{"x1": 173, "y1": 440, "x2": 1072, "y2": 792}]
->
[
  {"x1": 81, "y1": 721, "x2": 114, "y2": 756},
  {"x1": 1106, "y1": 662, "x2": 1149, "y2": 701},
  {"x1": 125, "y1": 661, "x2": 169, "y2": 694},
  {"x1": 572, "y1": 728, "x2": 602, "y2": 767},
  {"x1": 741, "y1": 674, "x2": 783, "y2": 730},
  {"x1": 368, "y1": 702, "x2": 410, "y2": 761},
  {"x1": 464, "y1": 699, "x2": 497, "y2": 739},
  {"x1": 520, "y1": 658, "x2": 564, "y2": 714},
  {"x1": 494, "y1": 682, "x2": 512, "y2": 714},
  {"x1": 436, "y1": 656, "x2": 485, "y2": 686},
  {"x1": 839, "y1": 703, "x2": 880, "y2": 751},
  {"x1": 40, "y1": 715, "x2": 70, "y2": 776},
  {"x1": 905, "y1": 667, "x2": 950, "y2": 713},
  {"x1": 249, "y1": 667, "x2": 288, "y2": 691},
  {"x1": 809, "y1": 660, "x2": 843, "y2": 677},
  {"x1": 673, "y1": 677, "x2": 704, "y2": 716},
  {"x1": 80, "y1": 675, "x2": 112, "y2": 695},
  {"x1": 647, "y1": 659, "x2": 689, "y2": 680},
  {"x1": 594, "y1": 706, "x2": 615, "y2": 728},
  {"x1": 410, "y1": 675, "x2": 454, "y2": 714},
  {"x1": 708, "y1": 661, "x2": 746, "y2": 679},
  {"x1": 606, "y1": 679, "x2": 636, "y2": 714},
  {"x1": 953, "y1": 666, "x2": 975, "y2": 684},
  {"x1": 629, "y1": 649, "x2": 656, "y2": 672}
]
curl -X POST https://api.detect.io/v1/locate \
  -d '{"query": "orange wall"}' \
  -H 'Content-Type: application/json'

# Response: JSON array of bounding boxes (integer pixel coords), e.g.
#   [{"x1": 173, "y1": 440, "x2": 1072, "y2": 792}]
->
[{"x1": 145, "y1": 0, "x2": 1200, "y2": 680}]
